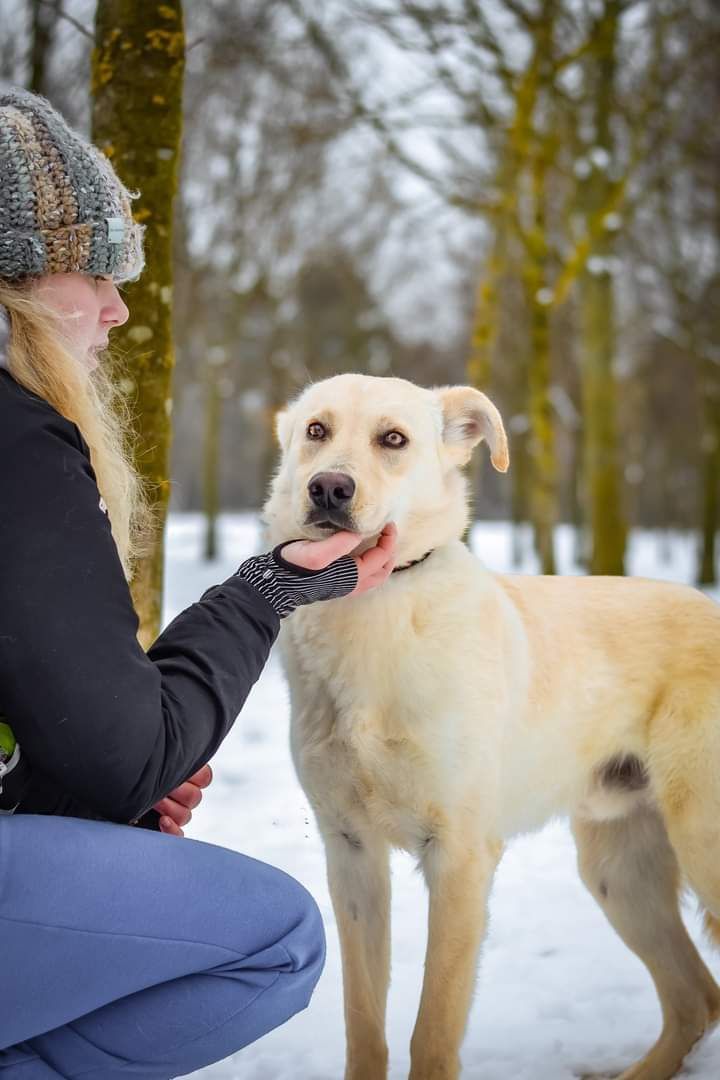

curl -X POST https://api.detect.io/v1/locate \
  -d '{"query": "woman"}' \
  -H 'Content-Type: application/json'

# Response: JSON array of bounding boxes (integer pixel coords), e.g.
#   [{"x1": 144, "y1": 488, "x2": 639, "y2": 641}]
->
[{"x1": 0, "y1": 88, "x2": 396, "y2": 1079}]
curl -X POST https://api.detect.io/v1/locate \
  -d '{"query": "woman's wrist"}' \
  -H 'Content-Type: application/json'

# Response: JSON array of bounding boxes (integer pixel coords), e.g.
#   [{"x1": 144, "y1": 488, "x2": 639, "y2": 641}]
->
[{"x1": 235, "y1": 544, "x2": 358, "y2": 618}]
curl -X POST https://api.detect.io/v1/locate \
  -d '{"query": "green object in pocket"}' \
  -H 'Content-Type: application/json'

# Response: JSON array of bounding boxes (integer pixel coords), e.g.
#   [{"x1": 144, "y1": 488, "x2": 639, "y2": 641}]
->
[{"x1": 0, "y1": 720, "x2": 16, "y2": 761}]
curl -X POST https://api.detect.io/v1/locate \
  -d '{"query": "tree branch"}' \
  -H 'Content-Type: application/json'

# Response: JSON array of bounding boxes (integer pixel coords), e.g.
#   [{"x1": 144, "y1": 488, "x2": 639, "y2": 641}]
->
[{"x1": 39, "y1": 0, "x2": 95, "y2": 42}]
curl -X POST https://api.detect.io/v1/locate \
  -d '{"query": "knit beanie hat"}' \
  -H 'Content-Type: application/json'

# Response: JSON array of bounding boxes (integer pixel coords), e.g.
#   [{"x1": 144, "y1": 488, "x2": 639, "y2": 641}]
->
[{"x1": 0, "y1": 88, "x2": 144, "y2": 284}]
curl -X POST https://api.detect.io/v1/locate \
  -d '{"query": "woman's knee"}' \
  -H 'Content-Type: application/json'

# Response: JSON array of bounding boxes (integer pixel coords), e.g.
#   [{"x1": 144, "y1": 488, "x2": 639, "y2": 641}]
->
[
  {"x1": 268, "y1": 870, "x2": 326, "y2": 992},
  {"x1": 210, "y1": 850, "x2": 326, "y2": 996}
]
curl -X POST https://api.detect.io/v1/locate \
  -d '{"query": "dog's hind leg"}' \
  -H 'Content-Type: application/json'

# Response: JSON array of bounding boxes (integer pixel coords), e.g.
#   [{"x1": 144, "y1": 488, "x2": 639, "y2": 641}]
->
[
  {"x1": 323, "y1": 826, "x2": 392, "y2": 1080},
  {"x1": 409, "y1": 831, "x2": 502, "y2": 1080},
  {"x1": 572, "y1": 807, "x2": 720, "y2": 1080},
  {"x1": 665, "y1": 811, "x2": 720, "y2": 961},
  {"x1": 652, "y1": 699, "x2": 720, "y2": 965}
]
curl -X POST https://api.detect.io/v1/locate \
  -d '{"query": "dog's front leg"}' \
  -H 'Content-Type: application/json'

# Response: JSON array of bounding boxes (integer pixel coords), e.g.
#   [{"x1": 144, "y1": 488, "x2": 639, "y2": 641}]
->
[
  {"x1": 409, "y1": 834, "x2": 502, "y2": 1080},
  {"x1": 324, "y1": 827, "x2": 392, "y2": 1080}
]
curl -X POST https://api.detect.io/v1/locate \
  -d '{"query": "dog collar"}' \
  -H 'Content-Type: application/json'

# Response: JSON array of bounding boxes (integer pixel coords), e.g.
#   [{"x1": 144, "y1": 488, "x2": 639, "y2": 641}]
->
[{"x1": 392, "y1": 550, "x2": 434, "y2": 574}]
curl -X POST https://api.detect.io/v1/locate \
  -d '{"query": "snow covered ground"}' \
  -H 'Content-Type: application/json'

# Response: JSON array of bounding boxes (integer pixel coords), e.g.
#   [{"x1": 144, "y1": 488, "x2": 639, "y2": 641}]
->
[{"x1": 165, "y1": 514, "x2": 720, "y2": 1080}]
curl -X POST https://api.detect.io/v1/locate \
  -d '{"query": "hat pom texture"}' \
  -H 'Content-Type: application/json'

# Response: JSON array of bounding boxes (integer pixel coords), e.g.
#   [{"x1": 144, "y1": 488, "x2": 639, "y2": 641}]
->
[{"x1": 0, "y1": 88, "x2": 144, "y2": 284}]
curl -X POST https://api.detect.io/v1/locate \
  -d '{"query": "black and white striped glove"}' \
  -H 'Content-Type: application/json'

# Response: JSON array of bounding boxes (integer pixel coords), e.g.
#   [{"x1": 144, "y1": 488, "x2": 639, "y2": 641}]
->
[{"x1": 235, "y1": 542, "x2": 359, "y2": 619}]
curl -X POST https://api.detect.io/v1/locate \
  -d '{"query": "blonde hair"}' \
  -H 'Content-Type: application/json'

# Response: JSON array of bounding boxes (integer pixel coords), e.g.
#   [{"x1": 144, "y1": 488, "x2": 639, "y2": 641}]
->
[{"x1": 0, "y1": 281, "x2": 158, "y2": 582}]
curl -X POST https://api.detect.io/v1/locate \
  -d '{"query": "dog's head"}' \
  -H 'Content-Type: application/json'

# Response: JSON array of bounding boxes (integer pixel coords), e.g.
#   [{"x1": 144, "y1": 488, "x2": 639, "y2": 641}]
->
[{"x1": 263, "y1": 374, "x2": 508, "y2": 562}]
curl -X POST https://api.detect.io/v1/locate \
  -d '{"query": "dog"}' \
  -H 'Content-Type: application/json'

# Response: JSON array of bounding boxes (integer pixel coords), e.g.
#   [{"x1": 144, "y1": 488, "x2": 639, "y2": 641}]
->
[{"x1": 263, "y1": 373, "x2": 720, "y2": 1080}]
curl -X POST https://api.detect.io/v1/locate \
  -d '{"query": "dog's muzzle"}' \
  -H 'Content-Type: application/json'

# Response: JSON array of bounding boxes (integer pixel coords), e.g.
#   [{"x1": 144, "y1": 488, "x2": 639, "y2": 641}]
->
[{"x1": 305, "y1": 472, "x2": 356, "y2": 531}]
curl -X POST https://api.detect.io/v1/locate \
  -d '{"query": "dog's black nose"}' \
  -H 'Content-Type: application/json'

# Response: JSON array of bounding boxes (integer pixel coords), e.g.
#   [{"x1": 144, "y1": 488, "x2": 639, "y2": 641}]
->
[{"x1": 308, "y1": 472, "x2": 356, "y2": 510}]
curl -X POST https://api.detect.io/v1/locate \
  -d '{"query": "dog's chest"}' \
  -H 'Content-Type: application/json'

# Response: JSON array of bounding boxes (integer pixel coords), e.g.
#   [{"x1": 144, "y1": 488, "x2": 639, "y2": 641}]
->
[
  {"x1": 309, "y1": 708, "x2": 457, "y2": 852},
  {"x1": 284, "y1": 564, "x2": 504, "y2": 850},
  {"x1": 288, "y1": 647, "x2": 486, "y2": 853}
]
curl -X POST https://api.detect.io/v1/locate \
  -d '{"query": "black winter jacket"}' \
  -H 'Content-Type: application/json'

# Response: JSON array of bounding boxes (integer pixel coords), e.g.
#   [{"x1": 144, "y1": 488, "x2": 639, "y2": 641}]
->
[{"x1": 0, "y1": 368, "x2": 281, "y2": 828}]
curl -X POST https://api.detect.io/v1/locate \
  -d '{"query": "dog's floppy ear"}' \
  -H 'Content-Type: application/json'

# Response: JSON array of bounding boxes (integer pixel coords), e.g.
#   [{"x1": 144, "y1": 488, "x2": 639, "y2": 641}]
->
[
  {"x1": 275, "y1": 408, "x2": 293, "y2": 451},
  {"x1": 436, "y1": 386, "x2": 509, "y2": 472}
]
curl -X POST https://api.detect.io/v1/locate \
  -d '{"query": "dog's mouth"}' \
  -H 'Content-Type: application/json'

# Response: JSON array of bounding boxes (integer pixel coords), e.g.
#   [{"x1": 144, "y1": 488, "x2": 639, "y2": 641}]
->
[{"x1": 304, "y1": 507, "x2": 356, "y2": 534}]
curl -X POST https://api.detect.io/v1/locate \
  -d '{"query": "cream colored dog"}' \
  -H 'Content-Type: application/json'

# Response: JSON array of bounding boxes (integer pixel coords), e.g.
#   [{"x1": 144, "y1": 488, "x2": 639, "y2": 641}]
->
[{"x1": 263, "y1": 373, "x2": 720, "y2": 1080}]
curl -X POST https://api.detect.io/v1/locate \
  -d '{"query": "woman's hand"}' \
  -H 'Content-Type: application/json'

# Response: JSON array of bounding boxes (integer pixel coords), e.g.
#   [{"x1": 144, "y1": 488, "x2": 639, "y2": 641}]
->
[
  {"x1": 154, "y1": 763, "x2": 213, "y2": 837},
  {"x1": 280, "y1": 522, "x2": 397, "y2": 596}
]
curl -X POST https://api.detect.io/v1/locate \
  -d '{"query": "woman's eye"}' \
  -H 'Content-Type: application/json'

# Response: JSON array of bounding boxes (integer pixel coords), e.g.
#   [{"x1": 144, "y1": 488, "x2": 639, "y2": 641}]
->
[
  {"x1": 307, "y1": 422, "x2": 326, "y2": 440},
  {"x1": 382, "y1": 431, "x2": 407, "y2": 448}
]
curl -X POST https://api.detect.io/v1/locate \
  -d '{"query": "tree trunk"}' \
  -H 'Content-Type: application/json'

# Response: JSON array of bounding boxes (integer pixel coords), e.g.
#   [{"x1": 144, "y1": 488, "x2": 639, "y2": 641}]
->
[
  {"x1": 578, "y1": 0, "x2": 626, "y2": 575},
  {"x1": 29, "y1": 0, "x2": 58, "y2": 96},
  {"x1": 203, "y1": 365, "x2": 222, "y2": 562},
  {"x1": 698, "y1": 353, "x2": 720, "y2": 585},
  {"x1": 260, "y1": 352, "x2": 293, "y2": 503},
  {"x1": 579, "y1": 266, "x2": 626, "y2": 573},
  {"x1": 568, "y1": 419, "x2": 587, "y2": 568},
  {"x1": 91, "y1": 1, "x2": 185, "y2": 647},
  {"x1": 467, "y1": 244, "x2": 501, "y2": 393},
  {"x1": 524, "y1": 136, "x2": 556, "y2": 574},
  {"x1": 516, "y1": 11, "x2": 558, "y2": 575},
  {"x1": 510, "y1": 428, "x2": 530, "y2": 568},
  {"x1": 526, "y1": 287, "x2": 556, "y2": 574}
]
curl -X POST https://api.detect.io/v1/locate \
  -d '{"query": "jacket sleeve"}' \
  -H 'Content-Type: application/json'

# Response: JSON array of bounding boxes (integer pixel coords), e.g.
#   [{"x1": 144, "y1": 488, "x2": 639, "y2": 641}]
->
[{"x1": 0, "y1": 387, "x2": 280, "y2": 823}]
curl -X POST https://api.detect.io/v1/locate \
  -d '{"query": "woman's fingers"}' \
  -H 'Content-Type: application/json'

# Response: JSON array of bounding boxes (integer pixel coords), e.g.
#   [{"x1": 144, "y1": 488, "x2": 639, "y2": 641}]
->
[
  {"x1": 154, "y1": 795, "x2": 194, "y2": 825},
  {"x1": 278, "y1": 522, "x2": 397, "y2": 597},
  {"x1": 351, "y1": 524, "x2": 397, "y2": 595},
  {"x1": 153, "y1": 763, "x2": 214, "y2": 836},
  {"x1": 280, "y1": 529, "x2": 361, "y2": 570},
  {"x1": 354, "y1": 524, "x2": 396, "y2": 573},
  {"x1": 187, "y1": 763, "x2": 213, "y2": 789},
  {"x1": 352, "y1": 565, "x2": 395, "y2": 596},
  {"x1": 375, "y1": 521, "x2": 398, "y2": 552},
  {"x1": 175, "y1": 783, "x2": 203, "y2": 810},
  {"x1": 280, "y1": 522, "x2": 397, "y2": 580},
  {"x1": 159, "y1": 816, "x2": 184, "y2": 837}
]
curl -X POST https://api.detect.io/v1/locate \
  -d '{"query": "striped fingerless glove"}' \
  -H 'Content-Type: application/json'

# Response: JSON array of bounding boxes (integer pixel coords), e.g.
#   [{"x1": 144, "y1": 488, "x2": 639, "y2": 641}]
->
[{"x1": 236, "y1": 543, "x2": 359, "y2": 618}]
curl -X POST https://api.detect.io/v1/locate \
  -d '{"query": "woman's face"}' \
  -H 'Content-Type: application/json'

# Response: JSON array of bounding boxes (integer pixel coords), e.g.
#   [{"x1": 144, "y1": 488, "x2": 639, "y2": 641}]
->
[{"x1": 35, "y1": 271, "x2": 129, "y2": 371}]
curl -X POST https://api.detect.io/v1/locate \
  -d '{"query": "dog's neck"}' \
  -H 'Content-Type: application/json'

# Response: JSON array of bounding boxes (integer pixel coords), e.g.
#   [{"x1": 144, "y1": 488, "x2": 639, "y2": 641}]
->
[{"x1": 392, "y1": 549, "x2": 435, "y2": 574}]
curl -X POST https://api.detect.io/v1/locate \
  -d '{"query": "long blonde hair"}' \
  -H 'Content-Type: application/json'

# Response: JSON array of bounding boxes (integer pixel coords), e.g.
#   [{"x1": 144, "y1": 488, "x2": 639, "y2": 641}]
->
[{"x1": 0, "y1": 281, "x2": 157, "y2": 582}]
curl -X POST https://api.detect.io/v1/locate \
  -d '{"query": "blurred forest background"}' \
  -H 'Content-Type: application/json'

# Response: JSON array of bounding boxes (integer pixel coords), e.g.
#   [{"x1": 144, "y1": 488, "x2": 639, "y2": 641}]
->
[{"x1": 1, "y1": 0, "x2": 718, "y2": 588}]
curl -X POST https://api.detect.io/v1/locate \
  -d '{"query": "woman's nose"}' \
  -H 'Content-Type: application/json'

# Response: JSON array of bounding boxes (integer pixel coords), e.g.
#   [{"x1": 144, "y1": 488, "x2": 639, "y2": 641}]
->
[{"x1": 102, "y1": 283, "x2": 130, "y2": 327}]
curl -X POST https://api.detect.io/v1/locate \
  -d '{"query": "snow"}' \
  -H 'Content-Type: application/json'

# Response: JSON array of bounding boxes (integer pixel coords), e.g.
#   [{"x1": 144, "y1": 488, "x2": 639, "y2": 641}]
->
[{"x1": 165, "y1": 514, "x2": 720, "y2": 1080}]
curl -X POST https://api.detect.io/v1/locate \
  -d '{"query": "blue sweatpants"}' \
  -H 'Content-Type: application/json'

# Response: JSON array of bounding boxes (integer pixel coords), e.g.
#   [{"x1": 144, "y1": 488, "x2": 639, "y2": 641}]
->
[{"x1": 0, "y1": 815, "x2": 326, "y2": 1078}]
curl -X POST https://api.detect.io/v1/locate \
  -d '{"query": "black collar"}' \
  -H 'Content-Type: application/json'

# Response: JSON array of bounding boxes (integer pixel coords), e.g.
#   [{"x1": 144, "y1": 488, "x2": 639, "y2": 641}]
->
[{"x1": 392, "y1": 549, "x2": 434, "y2": 574}]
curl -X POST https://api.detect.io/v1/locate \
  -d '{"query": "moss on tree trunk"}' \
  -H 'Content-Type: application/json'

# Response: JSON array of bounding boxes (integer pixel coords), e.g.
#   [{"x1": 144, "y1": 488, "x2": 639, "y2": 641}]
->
[
  {"x1": 579, "y1": 265, "x2": 627, "y2": 574},
  {"x1": 91, "y1": 0, "x2": 185, "y2": 646},
  {"x1": 526, "y1": 282, "x2": 556, "y2": 575},
  {"x1": 578, "y1": 0, "x2": 626, "y2": 575}
]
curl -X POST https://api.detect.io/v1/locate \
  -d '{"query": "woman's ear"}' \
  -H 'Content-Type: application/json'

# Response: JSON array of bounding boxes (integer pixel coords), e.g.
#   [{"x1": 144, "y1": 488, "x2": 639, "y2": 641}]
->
[{"x1": 435, "y1": 386, "x2": 509, "y2": 472}]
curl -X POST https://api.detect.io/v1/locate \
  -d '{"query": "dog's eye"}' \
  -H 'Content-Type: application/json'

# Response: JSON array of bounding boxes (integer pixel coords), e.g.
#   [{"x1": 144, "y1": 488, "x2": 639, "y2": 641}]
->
[
  {"x1": 307, "y1": 422, "x2": 327, "y2": 440},
  {"x1": 381, "y1": 431, "x2": 407, "y2": 449}
]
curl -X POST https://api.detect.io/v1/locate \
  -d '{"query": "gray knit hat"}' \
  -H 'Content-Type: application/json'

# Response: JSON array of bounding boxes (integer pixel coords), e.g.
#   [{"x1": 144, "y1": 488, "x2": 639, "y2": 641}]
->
[{"x1": 0, "y1": 88, "x2": 144, "y2": 283}]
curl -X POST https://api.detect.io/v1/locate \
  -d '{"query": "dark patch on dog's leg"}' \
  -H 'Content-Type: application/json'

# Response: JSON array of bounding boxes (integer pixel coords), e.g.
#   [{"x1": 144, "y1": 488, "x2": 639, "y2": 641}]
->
[
  {"x1": 598, "y1": 754, "x2": 648, "y2": 792},
  {"x1": 599, "y1": 880, "x2": 608, "y2": 899},
  {"x1": 341, "y1": 830, "x2": 363, "y2": 851}
]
